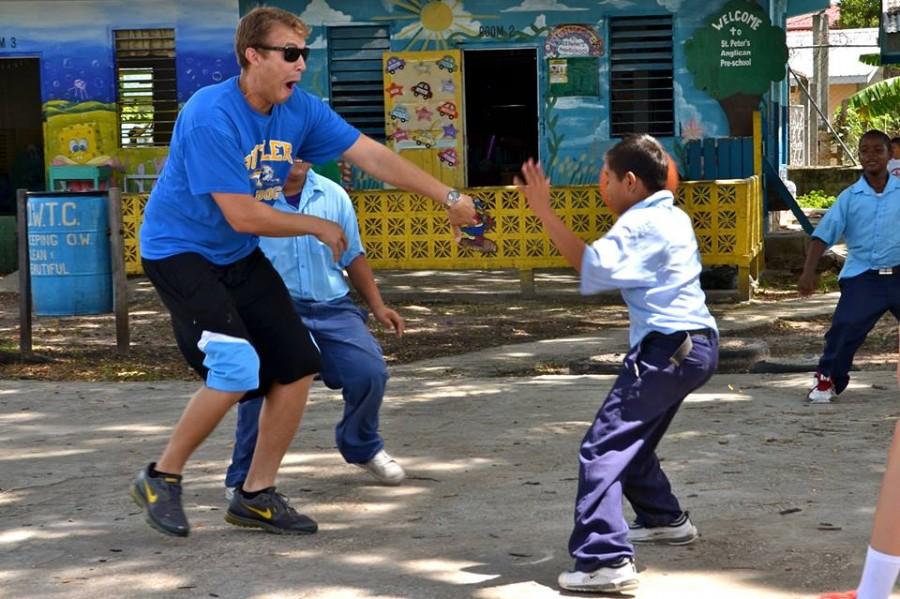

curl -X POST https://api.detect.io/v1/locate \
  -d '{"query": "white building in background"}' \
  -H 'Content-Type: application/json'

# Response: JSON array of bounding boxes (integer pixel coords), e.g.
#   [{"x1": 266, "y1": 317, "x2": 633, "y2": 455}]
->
[{"x1": 788, "y1": 27, "x2": 883, "y2": 112}]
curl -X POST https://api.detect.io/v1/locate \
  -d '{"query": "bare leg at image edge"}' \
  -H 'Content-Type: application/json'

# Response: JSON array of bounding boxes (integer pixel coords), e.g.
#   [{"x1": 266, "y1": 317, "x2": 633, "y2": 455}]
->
[{"x1": 819, "y1": 346, "x2": 900, "y2": 599}]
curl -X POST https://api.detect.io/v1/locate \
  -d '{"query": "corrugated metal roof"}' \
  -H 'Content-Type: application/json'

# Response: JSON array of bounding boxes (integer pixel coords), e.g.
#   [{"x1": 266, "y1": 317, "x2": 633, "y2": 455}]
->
[
  {"x1": 787, "y1": 28, "x2": 879, "y2": 83},
  {"x1": 787, "y1": 5, "x2": 840, "y2": 30}
]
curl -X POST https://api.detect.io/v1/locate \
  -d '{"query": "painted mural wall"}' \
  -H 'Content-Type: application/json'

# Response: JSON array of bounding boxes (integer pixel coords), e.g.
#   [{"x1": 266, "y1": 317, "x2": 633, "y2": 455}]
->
[
  {"x1": 241, "y1": 0, "x2": 792, "y2": 187},
  {"x1": 0, "y1": 0, "x2": 794, "y2": 191},
  {"x1": 0, "y1": 0, "x2": 240, "y2": 186}
]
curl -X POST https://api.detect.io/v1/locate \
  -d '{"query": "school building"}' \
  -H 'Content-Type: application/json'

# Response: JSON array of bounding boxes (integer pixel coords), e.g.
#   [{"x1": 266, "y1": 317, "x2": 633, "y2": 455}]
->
[{"x1": 0, "y1": 0, "x2": 830, "y2": 297}]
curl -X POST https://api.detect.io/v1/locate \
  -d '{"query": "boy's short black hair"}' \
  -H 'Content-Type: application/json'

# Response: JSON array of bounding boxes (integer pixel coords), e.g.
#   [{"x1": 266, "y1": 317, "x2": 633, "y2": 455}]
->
[
  {"x1": 604, "y1": 134, "x2": 668, "y2": 193},
  {"x1": 891, "y1": 136, "x2": 900, "y2": 146},
  {"x1": 859, "y1": 129, "x2": 891, "y2": 149}
]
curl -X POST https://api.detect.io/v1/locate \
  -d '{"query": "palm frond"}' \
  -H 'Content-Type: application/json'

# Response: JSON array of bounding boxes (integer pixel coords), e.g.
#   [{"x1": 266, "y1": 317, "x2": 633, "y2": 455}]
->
[{"x1": 846, "y1": 77, "x2": 900, "y2": 118}]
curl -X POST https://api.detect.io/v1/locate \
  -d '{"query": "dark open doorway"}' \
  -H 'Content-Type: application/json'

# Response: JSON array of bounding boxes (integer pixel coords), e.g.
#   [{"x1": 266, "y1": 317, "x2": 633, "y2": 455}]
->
[
  {"x1": 0, "y1": 57, "x2": 44, "y2": 215},
  {"x1": 463, "y1": 48, "x2": 538, "y2": 187}
]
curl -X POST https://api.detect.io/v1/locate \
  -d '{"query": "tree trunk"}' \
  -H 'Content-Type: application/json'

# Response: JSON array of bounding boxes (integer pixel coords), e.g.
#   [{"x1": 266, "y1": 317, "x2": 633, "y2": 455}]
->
[{"x1": 717, "y1": 93, "x2": 762, "y2": 137}]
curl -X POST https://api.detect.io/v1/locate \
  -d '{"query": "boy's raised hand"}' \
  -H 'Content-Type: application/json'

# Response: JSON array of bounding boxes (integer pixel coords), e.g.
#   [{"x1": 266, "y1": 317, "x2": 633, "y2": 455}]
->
[{"x1": 516, "y1": 159, "x2": 553, "y2": 218}]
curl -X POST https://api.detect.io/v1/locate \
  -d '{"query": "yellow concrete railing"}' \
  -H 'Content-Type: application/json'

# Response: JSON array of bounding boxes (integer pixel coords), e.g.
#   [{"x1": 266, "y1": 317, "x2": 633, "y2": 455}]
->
[{"x1": 122, "y1": 177, "x2": 763, "y2": 299}]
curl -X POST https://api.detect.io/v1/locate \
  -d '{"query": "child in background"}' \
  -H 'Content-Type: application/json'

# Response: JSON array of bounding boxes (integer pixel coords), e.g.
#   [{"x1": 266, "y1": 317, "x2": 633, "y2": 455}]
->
[
  {"x1": 516, "y1": 134, "x2": 718, "y2": 593},
  {"x1": 799, "y1": 130, "x2": 900, "y2": 403},
  {"x1": 889, "y1": 137, "x2": 900, "y2": 178}
]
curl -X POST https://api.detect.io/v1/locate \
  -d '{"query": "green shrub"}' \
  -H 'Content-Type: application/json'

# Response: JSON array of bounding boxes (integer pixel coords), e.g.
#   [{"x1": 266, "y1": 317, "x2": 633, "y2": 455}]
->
[{"x1": 797, "y1": 190, "x2": 837, "y2": 209}]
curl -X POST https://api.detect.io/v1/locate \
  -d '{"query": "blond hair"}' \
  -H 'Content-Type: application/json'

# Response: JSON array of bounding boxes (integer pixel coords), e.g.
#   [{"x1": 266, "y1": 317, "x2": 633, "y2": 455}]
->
[{"x1": 235, "y1": 6, "x2": 310, "y2": 69}]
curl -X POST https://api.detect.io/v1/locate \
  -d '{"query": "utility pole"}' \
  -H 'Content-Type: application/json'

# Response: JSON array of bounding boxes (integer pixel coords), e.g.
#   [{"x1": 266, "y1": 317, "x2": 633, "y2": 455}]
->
[{"x1": 812, "y1": 10, "x2": 829, "y2": 165}]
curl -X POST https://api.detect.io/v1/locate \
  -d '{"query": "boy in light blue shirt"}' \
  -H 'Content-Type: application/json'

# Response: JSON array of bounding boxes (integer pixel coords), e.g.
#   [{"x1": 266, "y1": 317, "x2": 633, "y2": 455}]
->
[
  {"x1": 225, "y1": 159, "x2": 406, "y2": 494},
  {"x1": 799, "y1": 130, "x2": 900, "y2": 403},
  {"x1": 518, "y1": 134, "x2": 718, "y2": 594}
]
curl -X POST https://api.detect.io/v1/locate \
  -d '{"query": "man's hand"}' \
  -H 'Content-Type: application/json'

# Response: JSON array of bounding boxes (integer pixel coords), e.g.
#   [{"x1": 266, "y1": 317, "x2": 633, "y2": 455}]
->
[
  {"x1": 446, "y1": 193, "x2": 478, "y2": 227},
  {"x1": 312, "y1": 218, "x2": 348, "y2": 262},
  {"x1": 798, "y1": 269, "x2": 817, "y2": 297},
  {"x1": 516, "y1": 159, "x2": 553, "y2": 218},
  {"x1": 373, "y1": 305, "x2": 405, "y2": 337}
]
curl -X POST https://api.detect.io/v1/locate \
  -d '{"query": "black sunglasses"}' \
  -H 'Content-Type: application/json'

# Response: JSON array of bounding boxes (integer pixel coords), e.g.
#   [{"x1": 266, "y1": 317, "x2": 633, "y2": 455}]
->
[{"x1": 254, "y1": 45, "x2": 310, "y2": 63}]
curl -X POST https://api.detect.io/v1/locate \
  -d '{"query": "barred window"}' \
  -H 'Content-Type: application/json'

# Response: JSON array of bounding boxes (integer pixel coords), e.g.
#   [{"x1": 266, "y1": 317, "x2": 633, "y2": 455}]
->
[
  {"x1": 609, "y1": 16, "x2": 674, "y2": 137},
  {"x1": 327, "y1": 26, "x2": 390, "y2": 142},
  {"x1": 114, "y1": 29, "x2": 177, "y2": 147}
]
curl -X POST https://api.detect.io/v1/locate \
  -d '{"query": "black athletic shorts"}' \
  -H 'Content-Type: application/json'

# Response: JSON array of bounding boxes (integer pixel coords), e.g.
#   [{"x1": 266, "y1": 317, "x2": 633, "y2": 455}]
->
[{"x1": 142, "y1": 248, "x2": 321, "y2": 398}]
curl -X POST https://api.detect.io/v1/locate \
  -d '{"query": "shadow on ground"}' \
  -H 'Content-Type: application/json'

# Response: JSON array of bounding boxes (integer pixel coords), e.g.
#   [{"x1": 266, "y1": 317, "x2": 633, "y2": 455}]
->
[{"x1": 0, "y1": 372, "x2": 897, "y2": 598}]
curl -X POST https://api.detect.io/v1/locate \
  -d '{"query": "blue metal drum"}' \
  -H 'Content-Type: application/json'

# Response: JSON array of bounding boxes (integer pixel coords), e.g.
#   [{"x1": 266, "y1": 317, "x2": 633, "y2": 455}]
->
[{"x1": 27, "y1": 192, "x2": 112, "y2": 316}]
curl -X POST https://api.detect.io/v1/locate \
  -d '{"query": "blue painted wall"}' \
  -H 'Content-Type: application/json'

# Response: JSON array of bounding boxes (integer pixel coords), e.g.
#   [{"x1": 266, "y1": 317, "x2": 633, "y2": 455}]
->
[
  {"x1": 1, "y1": 1, "x2": 240, "y2": 104},
  {"x1": 242, "y1": 0, "x2": 794, "y2": 185},
  {"x1": 0, "y1": 0, "x2": 796, "y2": 186},
  {"x1": 0, "y1": 0, "x2": 240, "y2": 181}
]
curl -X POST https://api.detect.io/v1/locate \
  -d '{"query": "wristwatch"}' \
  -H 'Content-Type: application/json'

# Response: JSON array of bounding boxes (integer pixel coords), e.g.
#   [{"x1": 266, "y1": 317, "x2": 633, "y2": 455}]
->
[{"x1": 443, "y1": 188, "x2": 461, "y2": 208}]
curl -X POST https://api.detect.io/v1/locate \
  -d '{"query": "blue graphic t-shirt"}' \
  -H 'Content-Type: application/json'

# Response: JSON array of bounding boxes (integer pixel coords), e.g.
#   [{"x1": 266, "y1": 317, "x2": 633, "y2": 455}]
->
[{"x1": 140, "y1": 76, "x2": 360, "y2": 264}]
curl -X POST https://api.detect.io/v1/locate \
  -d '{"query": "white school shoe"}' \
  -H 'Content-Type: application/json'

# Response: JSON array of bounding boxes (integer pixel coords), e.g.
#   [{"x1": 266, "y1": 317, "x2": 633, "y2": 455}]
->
[
  {"x1": 628, "y1": 511, "x2": 699, "y2": 545},
  {"x1": 557, "y1": 558, "x2": 639, "y2": 593},
  {"x1": 357, "y1": 450, "x2": 406, "y2": 485},
  {"x1": 806, "y1": 373, "x2": 836, "y2": 404}
]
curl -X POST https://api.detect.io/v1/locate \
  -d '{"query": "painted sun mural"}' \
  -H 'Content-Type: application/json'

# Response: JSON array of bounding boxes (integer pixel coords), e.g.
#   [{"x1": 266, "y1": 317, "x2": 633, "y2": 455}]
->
[{"x1": 381, "y1": 0, "x2": 494, "y2": 50}]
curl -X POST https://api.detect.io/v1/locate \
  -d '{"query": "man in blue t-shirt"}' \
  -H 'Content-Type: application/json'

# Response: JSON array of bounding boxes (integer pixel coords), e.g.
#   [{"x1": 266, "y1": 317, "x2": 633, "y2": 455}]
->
[
  {"x1": 131, "y1": 6, "x2": 477, "y2": 539},
  {"x1": 225, "y1": 159, "x2": 406, "y2": 500}
]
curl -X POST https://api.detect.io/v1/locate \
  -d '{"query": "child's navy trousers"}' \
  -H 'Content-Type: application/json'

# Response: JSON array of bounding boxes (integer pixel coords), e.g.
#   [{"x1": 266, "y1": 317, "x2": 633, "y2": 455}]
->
[
  {"x1": 818, "y1": 270, "x2": 900, "y2": 394},
  {"x1": 569, "y1": 329, "x2": 718, "y2": 572}
]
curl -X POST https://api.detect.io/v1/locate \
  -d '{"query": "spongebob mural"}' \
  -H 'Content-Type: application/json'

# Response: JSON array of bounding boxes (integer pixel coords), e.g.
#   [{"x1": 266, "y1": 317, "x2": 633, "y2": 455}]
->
[{"x1": 53, "y1": 123, "x2": 111, "y2": 166}]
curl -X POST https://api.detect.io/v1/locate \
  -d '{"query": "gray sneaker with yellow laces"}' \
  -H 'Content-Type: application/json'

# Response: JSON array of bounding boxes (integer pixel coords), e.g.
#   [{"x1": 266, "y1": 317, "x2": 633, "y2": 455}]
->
[
  {"x1": 225, "y1": 487, "x2": 318, "y2": 535},
  {"x1": 130, "y1": 462, "x2": 189, "y2": 537}
]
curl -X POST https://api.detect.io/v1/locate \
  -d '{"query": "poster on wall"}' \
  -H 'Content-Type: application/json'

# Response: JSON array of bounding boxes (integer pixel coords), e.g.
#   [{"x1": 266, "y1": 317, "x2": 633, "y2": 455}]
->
[
  {"x1": 382, "y1": 50, "x2": 465, "y2": 186},
  {"x1": 548, "y1": 58, "x2": 598, "y2": 97},
  {"x1": 544, "y1": 24, "x2": 604, "y2": 58},
  {"x1": 544, "y1": 24, "x2": 601, "y2": 97}
]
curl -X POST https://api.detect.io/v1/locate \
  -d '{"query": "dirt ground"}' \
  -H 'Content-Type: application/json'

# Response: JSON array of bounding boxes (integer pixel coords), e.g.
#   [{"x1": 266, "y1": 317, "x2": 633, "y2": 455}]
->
[
  {"x1": 0, "y1": 272, "x2": 897, "y2": 381},
  {"x1": 3, "y1": 271, "x2": 900, "y2": 598},
  {"x1": 2, "y1": 372, "x2": 900, "y2": 599}
]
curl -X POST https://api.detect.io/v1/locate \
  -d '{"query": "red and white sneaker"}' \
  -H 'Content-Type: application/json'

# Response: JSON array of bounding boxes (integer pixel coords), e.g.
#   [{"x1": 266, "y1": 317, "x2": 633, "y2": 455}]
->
[
  {"x1": 807, "y1": 373, "x2": 836, "y2": 404},
  {"x1": 818, "y1": 592, "x2": 856, "y2": 599}
]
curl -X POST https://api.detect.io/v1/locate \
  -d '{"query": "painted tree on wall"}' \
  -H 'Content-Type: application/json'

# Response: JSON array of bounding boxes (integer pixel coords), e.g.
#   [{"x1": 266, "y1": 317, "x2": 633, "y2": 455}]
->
[{"x1": 684, "y1": 0, "x2": 787, "y2": 136}]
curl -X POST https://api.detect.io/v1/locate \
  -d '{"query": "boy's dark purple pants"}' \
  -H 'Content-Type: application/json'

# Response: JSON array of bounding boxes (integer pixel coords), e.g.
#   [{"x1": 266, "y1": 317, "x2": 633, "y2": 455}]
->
[
  {"x1": 570, "y1": 329, "x2": 718, "y2": 572},
  {"x1": 818, "y1": 270, "x2": 900, "y2": 394}
]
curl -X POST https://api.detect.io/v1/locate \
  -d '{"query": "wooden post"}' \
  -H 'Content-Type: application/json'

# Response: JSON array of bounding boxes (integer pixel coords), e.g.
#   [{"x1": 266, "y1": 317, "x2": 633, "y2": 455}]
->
[
  {"x1": 16, "y1": 189, "x2": 32, "y2": 356},
  {"x1": 107, "y1": 187, "x2": 129, "y2": 353},
  {"x1": 812, "y1": 11, "x2": 829, "y2": 165},
  {"x1": 519, "y1": 268, "x2": 535, "y2": 297}
]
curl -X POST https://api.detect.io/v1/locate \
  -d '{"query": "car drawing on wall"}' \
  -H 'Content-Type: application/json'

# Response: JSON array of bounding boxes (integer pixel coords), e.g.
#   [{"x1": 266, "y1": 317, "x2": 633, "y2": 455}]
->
[
  {"x1": 436, "y1": 55, "x2": 457, "y2": 73},
  {"x1": 438, "y1": 148, "x2": 457, "y2": 166},
  {"x1": 437, "y1": 101, "x2": 458, "y2": 119},
  {"x1": 411, "y1": 81, "x2": 433, "y2": 100},
  {"x1": 391, "y1": 128, "x2": 410, "y2": 142},
  {"x1": 412, "y1": 132, "x2": 435, "y2": 148},
  {"x1": 385, "y1": 57, "x2": 405, "y2": 74},
  {"x1": 390, "y1": 106, "x2": 410, "y2": 123}
]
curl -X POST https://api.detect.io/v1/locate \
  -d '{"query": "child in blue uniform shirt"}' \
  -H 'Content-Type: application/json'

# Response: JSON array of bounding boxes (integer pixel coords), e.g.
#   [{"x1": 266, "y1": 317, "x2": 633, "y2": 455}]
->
[
  {"x1": 799, "y1": 130, "x2": 900, "y2": 403},
  {"x1": 517, "y1": 134, "x2": 719, "y2": 593},
  {"x1": 224, "y1": 159, "x2": 406, "y2": 495}
]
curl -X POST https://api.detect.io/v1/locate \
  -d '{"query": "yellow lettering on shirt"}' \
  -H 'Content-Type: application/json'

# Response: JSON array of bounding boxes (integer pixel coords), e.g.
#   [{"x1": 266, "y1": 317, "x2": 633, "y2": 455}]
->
[
  {"x1": 254, "y1": 187, "x2": 283, "y2": 201},
  {"x1": 245, "y1": 140, "x2": 294, "y2": 170}
]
